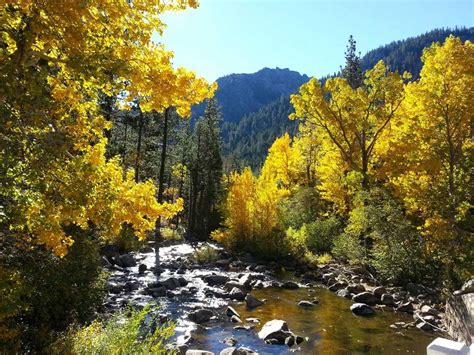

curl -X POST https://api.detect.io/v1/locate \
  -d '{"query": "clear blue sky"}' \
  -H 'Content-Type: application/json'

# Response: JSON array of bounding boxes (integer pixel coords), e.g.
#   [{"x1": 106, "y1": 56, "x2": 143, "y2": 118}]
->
[{"x1": 158, "y1": 0, "x2": 473, "y2": 81}]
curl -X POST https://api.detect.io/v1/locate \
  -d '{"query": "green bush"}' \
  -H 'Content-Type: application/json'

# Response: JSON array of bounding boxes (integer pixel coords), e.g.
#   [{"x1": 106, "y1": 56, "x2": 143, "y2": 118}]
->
[
  {"x1": 306, "y1": 216, "x2": 343, "y2": 253},
  {"x1": 3, "y1": 231, "x2": 107, "y2": 351},
  {"x1": 52, "y1": 305, "x2": 174, "y2": 354},
  {"x1": 160, "y1": 226, "x2": 183, "y2": 241},
  {"x1": 332, "y1": 188, "x2": 427, "y2": 284},
  {"x1": 194, "y1": 244, "x2": 221, "y2": 264}
]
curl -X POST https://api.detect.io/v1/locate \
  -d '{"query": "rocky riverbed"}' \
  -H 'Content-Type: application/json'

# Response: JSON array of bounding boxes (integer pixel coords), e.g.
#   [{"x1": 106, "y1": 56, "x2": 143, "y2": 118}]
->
[{"x1": 101, "y1": 242, "x2": 442, "y2": 354}]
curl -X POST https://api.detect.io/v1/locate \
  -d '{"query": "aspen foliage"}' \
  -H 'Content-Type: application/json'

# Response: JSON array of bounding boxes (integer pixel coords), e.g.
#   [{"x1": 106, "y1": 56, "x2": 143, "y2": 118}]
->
[
  {"x1": 0, "y1": 0, "x2": 215, "y2": 256},
  {"x1": 377, "y1": 36, "x2": 473, "y2": 263}
]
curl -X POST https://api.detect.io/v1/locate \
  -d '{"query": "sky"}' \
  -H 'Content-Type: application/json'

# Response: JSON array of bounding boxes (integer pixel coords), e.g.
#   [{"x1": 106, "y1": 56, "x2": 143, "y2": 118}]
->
[{"x1": 158, "y1": 0, "x2": 473, "y2": 81}]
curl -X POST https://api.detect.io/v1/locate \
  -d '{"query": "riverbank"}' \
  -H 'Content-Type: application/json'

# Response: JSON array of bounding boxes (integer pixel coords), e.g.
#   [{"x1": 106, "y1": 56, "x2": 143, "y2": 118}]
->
[{"x1": 99, "y1": 241, "x2": 453, "y2": 353}]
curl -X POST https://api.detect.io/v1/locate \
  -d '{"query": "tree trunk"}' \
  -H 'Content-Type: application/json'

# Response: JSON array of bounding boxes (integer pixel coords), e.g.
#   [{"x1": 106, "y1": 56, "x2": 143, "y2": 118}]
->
[
  {"x1": 134, "y1": 109, "x2": 144, "y2": 183},
  {"x1": 155, "y1": 108, "x2": 170, "y2": 272}
]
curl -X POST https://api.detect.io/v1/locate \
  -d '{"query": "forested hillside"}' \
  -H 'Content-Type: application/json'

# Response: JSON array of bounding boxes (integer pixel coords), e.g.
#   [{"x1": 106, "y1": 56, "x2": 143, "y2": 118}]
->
[{"x1": 221, "y1": 27, "x2": 474, "y2": 170}]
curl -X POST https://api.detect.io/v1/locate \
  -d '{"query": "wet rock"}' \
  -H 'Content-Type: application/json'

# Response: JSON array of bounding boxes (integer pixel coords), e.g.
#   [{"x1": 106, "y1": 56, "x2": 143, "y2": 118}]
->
[
  {"x1": 373, "y1": 286, "x2": 387, "y2": 299},
  {"x1": 352, "y1": 292, "x2": 378, "y2": 306},
  {"x1": 178, "y1": 277, "x2": 188, "y2": 287},
  {"x1": 245, "y1": 294, "x2": 264, "y2": 309},
  {"x1": 138, "y1": 264, "x2": 147, "y2": 275},
  {"x1": 302, "y1": 271, "x2": 322, "y2": 281},
  {"x1": 246, "y1": 317, "x2": 260, "y2": 323},
  {"x1": 185, "y1": 351, "x2": 214, "y2": 355},
  {"x1": 416, "y1": 321, "x2": 433, "y2": 331},
  {"x1": 281, "y1": 281, "x2": 299, "y2": 289},
  {"x1": 101, "y1": 244, "x2": 120, "y2": 258},
  {"x1": 251, "y1": 280, "x2": 264, "y2": 289},
  {"x1": 336, "y1": 289, "x2": 352, "y2": 299},
  {"x1": 109, "y1": 284, "x2": 124, "y2": 294},
  {"x1": 258, "y1": 320, "x2": 293, "y2": 344},
  {"x1": 298, "y1": 300, "x2": 316, "y2": 307},
  {"x1": 461, "y1": 279, "x2": 474, "y2": 293},
  {"x1": 204, "y1": 274, "x2": 230, "y2": 286},
  {"x1": 101, "y1": 256, "x2": 112, "y2": 267},
  {"x1": 230, "y1": 315, "x2": 242, "y2": 323},
  {"x1": 350, "y1": 303, "x2": 375, "y2": 316},
  {"x1": 239, "y1": 274, "x2": 255, "y2": 289},
  {"x1": 328, "y1": 281, "x2": 347, "y2": 292},
  {"x1": 223, "y1": 337, "x2": 237, "y2": 346},
  {"x1": 420, "y1": 305, "x2": 439, "y2": 316},
  {"x1": 161, "y1": 277, "x2": 182, "y2": 290},
  {"x1": 254, "y1": 265, "x2": 267, "y2": 273},
  {"x1": 148, "y1": 286, "x2": 166, "y2": 297},
  {"x1": 346, "y1": 284, "x2": 365, "y2": 294},
  {"x1": 380, "y1": 293, "x2": 396, "y2": 306},
  {"x1": 177, "y1": 344, "x2": 189, "y2": 355},
  {"x1": 229, "y1": 287, "x2": 247, "y2": 301},
  {"x1": 188, "y1": 309, "x2": 214, "y2": 324},
  {"x1": 215, "y1": 259, "x2": 231, "y2": 268},
  {"x1": 225, "y1": 281, "x2": 247, "y2": 293},
  {"x1": 226, "y1": 306, "x2": 240, "y2": 318},
  {"x1": 139, "y1": 246, "x2": 154, "y2": 253},
  {"x1": 397, "y1": 301, "x2": 414, "y2": 313},
  {"x1": 220, "y1": 347, "x2": 256, "y2": 355},
  {"x1": 114, "y1": 253, "x2": 136, "y2": 268},
  {"x1": 125, "y1": 281, "x2": 140, "y2": 291},
  {"x1": 322, "y1": 273, "x2": 336, "y2": 283}
]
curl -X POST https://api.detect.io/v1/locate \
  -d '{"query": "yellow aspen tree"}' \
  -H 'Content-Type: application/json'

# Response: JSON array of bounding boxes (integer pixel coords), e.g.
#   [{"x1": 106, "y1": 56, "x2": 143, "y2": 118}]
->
[
  {"x1": 290, "y1": 61, "x2": 407, "y2": 210},
  {"x1": 0, "y1": 0, "x2": 215, "y2": 256},
  {"x1": 378, "y1": 37, "x2": 473, "y2": 268}
]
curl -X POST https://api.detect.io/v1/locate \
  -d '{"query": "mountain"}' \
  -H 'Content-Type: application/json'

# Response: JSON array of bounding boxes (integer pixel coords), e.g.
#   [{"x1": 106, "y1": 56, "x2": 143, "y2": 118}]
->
[
  {"x1": 202, "y1": 27, "x2": 474, "y2": 171},
  {"x1": 193, "y1": 67, "x2": 309, "y2": 124},
  {"x1": 361, "y1": 27, "x2": 474, "y2": 77}
]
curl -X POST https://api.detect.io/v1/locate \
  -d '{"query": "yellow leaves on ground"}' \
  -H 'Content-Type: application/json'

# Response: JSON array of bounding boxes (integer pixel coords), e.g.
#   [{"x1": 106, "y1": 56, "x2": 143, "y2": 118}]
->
[{"x1": 1, "y1": 0, "x2": 211, "y2": 255}]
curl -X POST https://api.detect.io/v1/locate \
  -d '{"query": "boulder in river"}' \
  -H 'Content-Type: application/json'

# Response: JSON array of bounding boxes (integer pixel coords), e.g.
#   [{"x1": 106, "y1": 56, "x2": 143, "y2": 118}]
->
[
  {"x1": 225, "y1": 281, "x2": 247, "y2": 293},
  {"x1": 185, "y1": 351, "x2": 214, "y2": 355},
  {"x1": 188, "y1": 309, "x2": 214, "y2": 324},
  {"x1": 230, "y1": 315, "x2": 242, "y2": 323},
  {"x1": 114, "y1": 253, "x2": 136, "y2": 268},
  {"x1": 346, "y1": 284, "x2": 365, "y2": 294},
  {"x1": 380, "y1": 293, "x2": 396, "y2": 306},
  {"x1": 328, "y1": 281, "x2": 347, "y2": 292},
  {"x1": 245, "y1": 294, "x2": 264, "y2": 309},
  {"x1": 281, "y1": 281, "x2": 299, "y2": 289},
  {"x1": 229, "y1": 287, "x2": 246, "y2": 301},
  {"x1": 239, "y1": 274, "x2": 255, "y2": 289},
  {"x1": 373, "y1": 286, "x2": 387, "y2": 299},
  {"x1": 258, "y1": 320, "x2": 294, "y2": 344},
  {"x1": 396, "y1": 301, "x2": 414, "y2": 313},
  {"x1": 204, "y1": 274, "x2": 230, "y2": 286},
  {"x1": 352, "y1": 292, "x2": 378, "y2": 306},
  {"x1": 350, "y1": 303, "x2": 375, "y2": 316},
  {"x1": 139, "y1": 246, "x2": 154, "y2": 253},
  {"x1": 298, "y1": 300, "x2": 317, "y2": 307},
  {"x1": 161, "y1": 277, "x2": 182, "y2": 290},
  {"x1": 138, "y1": 264, "x2": 147, "y2": 275},
  {"x1": 220, "y1": 347, "x2": 257, "y2": 355},
  {"x1": 337, "y1": 289, "x2": 353, "y2": 299},
  {"x1": 225, "y1": 306, "x2": 240, "y2": 318}
]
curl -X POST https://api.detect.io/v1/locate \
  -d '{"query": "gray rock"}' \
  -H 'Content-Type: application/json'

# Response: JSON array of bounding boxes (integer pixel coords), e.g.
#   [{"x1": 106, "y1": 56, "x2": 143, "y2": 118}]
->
[
  {"x1": 298, "y1": 300, "x2": 316, "y2": 307},
  {"x1": 281, "y1": 281, "x2": 299, "y2": 289},
  {"x1": 223, "y1": 337, "x2": 237, "y2": 346},
  {"x1": 328, "y1": 281, "x2": 347, "y2": 292},
  {"x1": 115, "y1": 253, "x2": 136, "y2": 268},
  {"x1": 239, "y1": 274, "x2": 255, "y2": 288},
  {"x1": 246, "y1": 317, "x2": 260, "y2": 323},
  {"x1": 139, "y1": 246, "x2": 154, "y2": 253},
  {"x1": 352, "y1": 292, "x2": 378, "y2": 306},
  {"x1": 215, "y1": 259, "x2": 231, "y2": 268},
  {"x1": 380, "y1": 293, "x2": 396, "y2": 306},
  {"x1": 350, "y1": 303, "x2": 375, "y2": 316},
  {"x1": 416, "y1": 321, "x2": 433, "y2": 331},
  {"x1": 229, "y1": 287, "x2": 246, "y2": 301},
  {"x1": 373, "y1": 286, "x2": 387, "y2": 299},
  {"x1": 161, "y1": 277, "x2": 182, "y2": 290},
  {"x1": 258, "y1": 320, "x2": 293, "y2": 344},
  {"x1": 138, "y1": 264, "x2": 147, "y2": 275},
  {"x1": 461, "y1": 279, "x2": 474, "y2": 293},
  {"x1": 188, "y1": 309, "x2": 214, "y2": 324},
  {"x1": 186, "y1": 351, "x2": 214, "y2": 355},
  {"x1": 397, "y1": 301, "x2": 414, "y2": 313},
  {"x1": 346, "y1": 284, "x2": 365, "y2": 294},
  {"x1": 230, "y1": 315, "x2": 242, "y2": 323},
  {"x1": 149, "y1": 286, "x2": 166, "y2": 297},
  {"x1": 245, "y1": 294, "x2": 264, "y2": 309},
  {"x1": 204, "y1": 274, "x2": 230, "y2": 286},
  {"x1": 220, "y1": 347, "x2": 256, "y2": 355},
  {"x1": 225, "y1": 281, "x2": 247, "y2": 292},
  {"x1": 337, "y1": 289, "x2": 353, "y2": 299},
  {"x1": 226, "y1": 306, "x2": 240, "y2": 318},
  {"x1": 420, "y1": 305, "x2": 439, "y2": 316}
]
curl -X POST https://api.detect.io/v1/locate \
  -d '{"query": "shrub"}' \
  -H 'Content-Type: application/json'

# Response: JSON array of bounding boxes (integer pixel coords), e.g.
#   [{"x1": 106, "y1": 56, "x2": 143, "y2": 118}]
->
[
  {"x1": 194, "y1": 244, "x2": 221, "y2": 264},
  {"x1": 306, "y1": 216, "x2": 343, "y2": 253},
  {"x1": 160, "y1": 226, "x2": 183, "y2": 241},
  {"x1": 52, "y1": 305, "x2": 174, "y2": 354},
  {"x1": 2, "y1": 231, "x2": 107, "y2": 351}
]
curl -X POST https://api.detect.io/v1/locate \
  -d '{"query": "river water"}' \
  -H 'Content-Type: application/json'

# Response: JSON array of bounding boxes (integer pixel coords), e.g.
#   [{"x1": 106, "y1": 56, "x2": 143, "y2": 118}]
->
[{"x1": 104, "y1": 243, "x2": 436, "y2": 354}]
